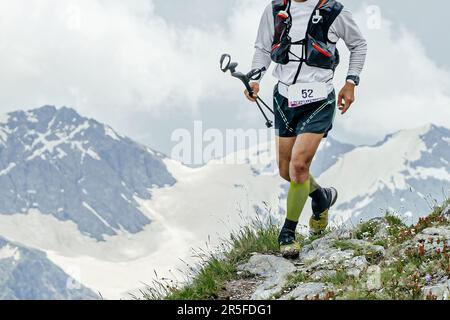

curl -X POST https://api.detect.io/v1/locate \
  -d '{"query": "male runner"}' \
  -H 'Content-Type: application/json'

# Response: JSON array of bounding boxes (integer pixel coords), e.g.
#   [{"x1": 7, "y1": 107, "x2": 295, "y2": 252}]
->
[{"x1": 245, "y1": 0, "x2": 367, "y2": 258}]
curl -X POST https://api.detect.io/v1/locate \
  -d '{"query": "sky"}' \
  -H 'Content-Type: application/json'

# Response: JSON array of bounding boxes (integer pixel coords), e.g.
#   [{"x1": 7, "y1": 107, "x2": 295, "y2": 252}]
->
[{"x1": 1, "y1": 0, "x2": 449, "y2": 161}]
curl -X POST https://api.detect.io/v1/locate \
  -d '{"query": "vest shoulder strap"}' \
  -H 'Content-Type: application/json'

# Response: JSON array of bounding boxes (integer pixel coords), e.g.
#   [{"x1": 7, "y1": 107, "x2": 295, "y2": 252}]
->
[
  {"x1": 308, "y1": 0, "x2": 344, "y2": 43},
  {"x1": 272, "y1": 0, "x2": 290, "y2": 16}
]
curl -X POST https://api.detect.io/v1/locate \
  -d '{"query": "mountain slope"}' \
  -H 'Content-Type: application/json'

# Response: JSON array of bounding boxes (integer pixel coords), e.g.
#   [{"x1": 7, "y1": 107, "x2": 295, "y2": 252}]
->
[
  {"x1": 156, "y1": 200, "x2": 450, "y2": 301},
  {"x1": 319, "y1": 125, "x2": 450, "y2": 224},
  {"x1": 311, "y1": 137, "x2": 356, "y2": 177},
  {"x1": 0, "y1": 105, "x2": 448, "y2": 299},
  {"x1": 0, "y1": 237, "x2": 98, "y2": 300},
  {"x1": 0, "y1": 106, "x2": 175, "y2": 240}
]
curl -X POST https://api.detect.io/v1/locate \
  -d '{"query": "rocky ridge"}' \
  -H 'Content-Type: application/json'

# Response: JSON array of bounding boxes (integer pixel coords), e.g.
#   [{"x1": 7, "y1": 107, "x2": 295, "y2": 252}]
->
[{"x1": 222, "y1": 202, "x2": 450, "y2": 300}]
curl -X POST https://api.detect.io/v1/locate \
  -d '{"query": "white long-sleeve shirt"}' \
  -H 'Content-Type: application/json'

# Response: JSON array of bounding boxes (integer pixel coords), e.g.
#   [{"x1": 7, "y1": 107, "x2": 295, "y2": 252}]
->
[{"x1": 252, "y1": 0, "x2": 367, "y2": 97}]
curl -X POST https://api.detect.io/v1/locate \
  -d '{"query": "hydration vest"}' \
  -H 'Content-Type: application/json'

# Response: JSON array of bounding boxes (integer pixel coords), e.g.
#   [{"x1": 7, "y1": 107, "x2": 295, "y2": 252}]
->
[{"x1": 271, "y1": 0, "x2": 344, "y2": 82}]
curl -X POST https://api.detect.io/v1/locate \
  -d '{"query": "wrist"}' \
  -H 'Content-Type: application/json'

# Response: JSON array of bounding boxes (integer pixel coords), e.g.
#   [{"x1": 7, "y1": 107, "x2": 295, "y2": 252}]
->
[
  {"x1": 346, "y1": 75, "x2": 360, "y2": 86},
  {"x1": 345, "y1": 81, "x2": 356, "y2": 88}
]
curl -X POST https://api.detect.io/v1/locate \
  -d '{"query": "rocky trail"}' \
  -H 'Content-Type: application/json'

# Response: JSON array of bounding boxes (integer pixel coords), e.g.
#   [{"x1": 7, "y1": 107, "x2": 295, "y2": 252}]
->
[{"x1": 219, "y1": 202, "x2": 450, "y2": 300}]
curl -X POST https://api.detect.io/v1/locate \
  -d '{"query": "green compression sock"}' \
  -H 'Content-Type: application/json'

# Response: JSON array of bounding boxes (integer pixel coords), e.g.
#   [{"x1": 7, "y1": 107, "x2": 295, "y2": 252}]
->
[
  {"x1": 310, "y1": 176, "x2": 321, "y2": 194},
  {"x1": 286, "y1": 179, "x2": 311, "y2": 223}
]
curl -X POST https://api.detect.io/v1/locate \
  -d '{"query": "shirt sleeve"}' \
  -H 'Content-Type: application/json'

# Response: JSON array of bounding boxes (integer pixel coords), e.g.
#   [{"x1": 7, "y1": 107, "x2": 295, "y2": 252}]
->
[
  {"x1": 251, "y1": 4, "x2": 274, "y2": 83},
  {"x1": 330, "y1": 9, "x2": 368, "y2": 80}
]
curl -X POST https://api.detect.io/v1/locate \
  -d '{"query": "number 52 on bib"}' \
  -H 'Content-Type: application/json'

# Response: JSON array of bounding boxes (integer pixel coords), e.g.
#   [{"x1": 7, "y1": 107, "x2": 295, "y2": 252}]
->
[{"x1": 288, "y1": 82, "x2": 328, "y2": 108}]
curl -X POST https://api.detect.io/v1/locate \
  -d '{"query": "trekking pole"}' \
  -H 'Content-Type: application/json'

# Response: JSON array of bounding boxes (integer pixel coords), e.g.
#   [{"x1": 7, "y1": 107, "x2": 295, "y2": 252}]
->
[{"x1": 220, "y1": 54, "x2": 274, "y2": 128}]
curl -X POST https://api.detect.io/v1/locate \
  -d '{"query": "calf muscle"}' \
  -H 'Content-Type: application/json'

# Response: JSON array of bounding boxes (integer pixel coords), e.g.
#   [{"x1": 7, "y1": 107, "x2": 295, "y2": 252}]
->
[{"x1": 276, "y1": 136, "x2": 296, "y2": 182}]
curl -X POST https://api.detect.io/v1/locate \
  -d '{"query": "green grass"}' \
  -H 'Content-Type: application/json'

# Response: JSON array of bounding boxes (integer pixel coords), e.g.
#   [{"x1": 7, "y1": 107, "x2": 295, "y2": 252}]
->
[
  {"x1": 142, "y1": 218, "x2": 281, "y2": 300},
  {"x1": 373, "y1": 239, "x2": 388, "y2": 247},
  {"x1": 355, "y1": 220, "x2": 379, "y2": 240},
  {"x1": 285, "y1": 272, "x2": 309, "y2": 288},
  {"x1": 334, "y1": 240, "x2": 361, "y2": 252},
  {"x1": 141, "y1": 198, "x2": 450, "y2": 301},
  {"x1": 302, "y1": 228, "x2": 333, "y2": 246},
  {"x1": 323, "y1": 270, "x2": 349, "y2": 286},
  {"x1": 272, "y1": 271, "x2": 310, "y2": 299},
  {"x1": 226, "y1": 224, "x2": 281, "y2": 263},
  {"x1": 166, "y1": 257, "x2": 237, "y2": 300},
  {"x1": 338, "y1": 289, "x2": 381, "y2": 300},
  {"x1": 385, "y1": 213, "x2": 405, "y2": 228}
]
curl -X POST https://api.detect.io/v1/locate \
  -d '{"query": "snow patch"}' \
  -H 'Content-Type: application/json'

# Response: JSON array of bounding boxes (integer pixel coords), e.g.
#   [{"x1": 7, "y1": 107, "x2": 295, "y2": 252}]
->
[
  {"x1": 26, "y1": 120, "x2": 100, "y2": 161},
  {"x1": 0, "y1": 209, "x2": 196, "y2": 299},
  {"x1": 0, "y1": 244, "x2": 21, "y2": 261},
  {"x1": 104, "y1": 126, "x2": 122, "y2": 141},
  {"x1": 0, "y1": 128, "x2": 10, "y2": 145},
  {"x1": 26, "y1": 111, "x2": 39, "y2": 123},
  {"x1": 411, "y1": 167, "x2": 450, "y2": 181},
  {"x1": 0, "y1": 163, "x2": 17, "y2": 176},
  {"x1": 319, "y1": 126, "x2": 428, "y2": 205},
  {"x1": 82, "y1": 202, "x2": 112, "y2": 229}
]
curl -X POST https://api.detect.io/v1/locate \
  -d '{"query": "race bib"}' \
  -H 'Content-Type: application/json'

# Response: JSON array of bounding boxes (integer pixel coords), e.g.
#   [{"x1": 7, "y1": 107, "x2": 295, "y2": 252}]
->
[{"x1": 288, "y1": 82, "x2": 328, "y2": 108}]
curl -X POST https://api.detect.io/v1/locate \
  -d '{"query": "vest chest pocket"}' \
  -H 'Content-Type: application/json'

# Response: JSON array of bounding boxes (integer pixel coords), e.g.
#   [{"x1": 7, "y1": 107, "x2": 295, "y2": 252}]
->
[{"x1": 306, "y1": 36, "x2": 336, "y2": 70}]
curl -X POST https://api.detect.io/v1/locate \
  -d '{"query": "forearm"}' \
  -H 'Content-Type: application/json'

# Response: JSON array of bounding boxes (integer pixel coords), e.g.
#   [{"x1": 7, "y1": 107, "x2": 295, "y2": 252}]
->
[
  {"x1": 347, "y1": 40, "x2": 367, "y2": 79},
  {"x1": 333, "y1": 9, "x2": 368, "y2": 83},
  {"x1": 251, "y1": 47, "x2": 272, "y2": 83}
]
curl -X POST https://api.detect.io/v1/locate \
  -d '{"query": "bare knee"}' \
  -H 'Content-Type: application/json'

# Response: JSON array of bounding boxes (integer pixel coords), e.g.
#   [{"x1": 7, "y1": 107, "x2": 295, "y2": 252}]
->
[{"x1": 290, "y1": 157, "x2": 312, "y2": 184}]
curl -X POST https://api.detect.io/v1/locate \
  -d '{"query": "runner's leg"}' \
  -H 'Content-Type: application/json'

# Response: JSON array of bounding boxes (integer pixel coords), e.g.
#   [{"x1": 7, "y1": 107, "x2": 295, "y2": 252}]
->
[
  {"x1": 276, "y1": 136, "x2": 296, "y2": 182},
  {"x1": 277, "y1": 136, "x2": 322, "y2": 192},
  {"x1": 286, "y1": 133, "x2": 325, "y2": 223}
]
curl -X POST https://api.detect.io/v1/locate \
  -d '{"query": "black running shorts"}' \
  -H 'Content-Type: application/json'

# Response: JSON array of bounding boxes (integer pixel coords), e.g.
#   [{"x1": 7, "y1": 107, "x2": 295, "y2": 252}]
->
[{"x1": 273, "y1": 84, "x2": 336, "y2": 138}]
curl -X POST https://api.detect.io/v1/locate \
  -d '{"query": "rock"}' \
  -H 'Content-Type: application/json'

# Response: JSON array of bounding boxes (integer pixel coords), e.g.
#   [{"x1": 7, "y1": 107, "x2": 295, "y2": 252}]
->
[
  {"x1": 220, "y1": 278, "x2": 261, "y2": 300},
  {"x1": 303, "y1": 248, "x2": 354, "y2": 271},
  {"x1": 238, "y1": 255, "x2": 296, "y2": 300},
  {"x1": 422, "y1": 280, "x2": 450, "y2": 300},
  {"x1": 300, "y1": 236, "x2": 354, "y2": 272},
  {"x1": 347, "y1": 268, "x2": 362, "y2": 278},
  {"x1": 310, "y1": 270, "x2": 337, "y2": 281},
  {"x1": 366, "y1": 266, "x2": 382, "y2": 291},
  {"x1": 279, "y1": 283, "x2": 327, "y2": 300},
  {"x1": 417, "y1": 227, "x2": 450, "y2": 240},
  {"x1": 442, "y1": 204, "x2": 450, "y2": 220},
  {"x1": 345, "y1": 239, "x2": 386, "y2": 258},
  {"x1": 323, "y1": 227, "x2": 353, "y2": 241},
  {"x1": 343, "y1": 256, "x2": 368, "y2": 278},
  {"x1": 371, "y1": 218, "x2": 390, "y2": 241},
  {"x1": 413, "y1": 227, "x2": 450, "y2": 255}
]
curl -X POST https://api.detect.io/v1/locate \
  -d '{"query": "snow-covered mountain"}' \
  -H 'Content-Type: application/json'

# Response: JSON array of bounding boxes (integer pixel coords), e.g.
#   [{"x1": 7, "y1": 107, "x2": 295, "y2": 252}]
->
[
  {"x1": 311, "y1": 137, "x2": 356, "y2": 177},
  {"x1": 320, "y1": 125, "x2": 450, "y2": 225},
  {"x1": 0, "y1": 106, "x2": 175, "y2": 240},
  {"x1": 0, "y1": 106, "x2": 448, "y2": 300},
  {"x1": 0, "y1": 237, "x2": 97, "y2": 300}
]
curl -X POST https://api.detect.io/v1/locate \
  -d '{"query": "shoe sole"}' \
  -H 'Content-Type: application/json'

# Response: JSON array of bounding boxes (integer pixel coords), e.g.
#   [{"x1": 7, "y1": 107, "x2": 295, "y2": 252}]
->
[
  {"x1": 329, "y1": 187, "x2": 338, "y2": 208},
  {"x1": 281, "y1": 249, "x2": 300, "y2": 259},
  {"x1": 280, "y1": 244, "x2": 301, "y2": 259}
]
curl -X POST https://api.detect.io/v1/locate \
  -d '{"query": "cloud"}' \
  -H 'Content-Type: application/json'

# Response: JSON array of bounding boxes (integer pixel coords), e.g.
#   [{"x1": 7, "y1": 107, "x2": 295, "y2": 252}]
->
[
  {"x1": 333, "y1": 10, "x2": 450, "y2": 143},
  {"x1": 0, "y1": 0, "x2": 449, "y2": 151}
]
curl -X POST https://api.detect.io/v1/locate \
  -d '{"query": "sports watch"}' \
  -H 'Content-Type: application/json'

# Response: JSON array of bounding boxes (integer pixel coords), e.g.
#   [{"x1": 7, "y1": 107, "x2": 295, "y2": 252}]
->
[{"x1": 346, "y1": 75, "x2": 360, "y2": 86}]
